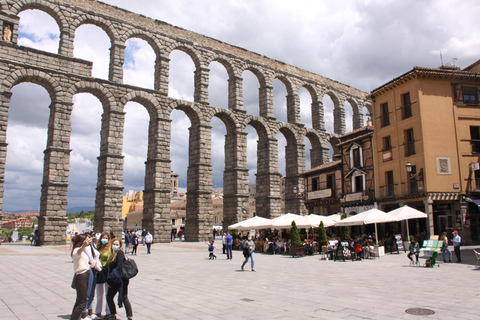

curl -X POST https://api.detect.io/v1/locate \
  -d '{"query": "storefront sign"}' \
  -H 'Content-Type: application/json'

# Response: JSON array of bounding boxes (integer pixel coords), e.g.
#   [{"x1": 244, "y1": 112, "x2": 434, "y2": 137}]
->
[
  {"x1": 345, "y1": 192, "x2": 363, "y2": 202},
  {"x1": 307, "y1": 189, "x2": 332, "y2": 200},
  {"x1": 344, "y1": 204, "x2": 375, "y2": 215}
]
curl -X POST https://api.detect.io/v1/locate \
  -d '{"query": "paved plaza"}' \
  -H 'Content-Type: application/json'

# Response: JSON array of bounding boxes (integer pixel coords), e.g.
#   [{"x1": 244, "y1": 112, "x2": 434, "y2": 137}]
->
[{"x1": 0, "y1": 241, "x2": 479, "y2": 320}]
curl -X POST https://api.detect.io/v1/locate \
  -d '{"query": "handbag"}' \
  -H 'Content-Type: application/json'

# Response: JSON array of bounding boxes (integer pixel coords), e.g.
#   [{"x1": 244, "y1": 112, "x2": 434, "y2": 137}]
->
[
  {"x1": 120, "y1": 256, "x2": 138, "y2": 279},
  {"x1": 96, "y1": 266, "x2": 109, "y2": 284}
]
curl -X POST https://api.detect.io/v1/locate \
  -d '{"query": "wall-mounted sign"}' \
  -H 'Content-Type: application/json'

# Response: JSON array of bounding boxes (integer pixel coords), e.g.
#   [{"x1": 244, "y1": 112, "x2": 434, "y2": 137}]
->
[
  {"x1": 453, "y1": 183, "x2": 460, "y2": 189},
  {"x1": 471, "y1": 163, "x2": 480, "y2": 171},
  {"x1": 382, "y1": 150, "x2": 392, "y2": 162},
  {"x1": 345, "y1": 192, "x2": 363, "y2": 202},
  {"x1": 307, "y1": 189, "x2": 332, "y2": 200}
]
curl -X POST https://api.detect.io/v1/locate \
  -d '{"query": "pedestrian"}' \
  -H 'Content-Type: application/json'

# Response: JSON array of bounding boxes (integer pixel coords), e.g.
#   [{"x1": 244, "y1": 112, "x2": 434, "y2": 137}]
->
[
  {"x1": 124, "y1": 230, "x2": 131, "y2": 254},
  {"x1": 32, "y1": 230, "x2": 39, "y2": 246},
  {"x1": 131, "y1": 233, "x2": 139, "y2": 255},
  {"x1": 226, "y1": 232, "x2": 233, "y2": 260},
  {"x1": 177, "y1": 228, "x2": 183, "y2": 241},
  {"x1": 145, "y1": 230, "x2": 153, "y2": 254},
  {"x1": 141, "y1": 229, "x2": 146, "y2": 246},
  {"x1": 82, "y1": 232, "x2": 102, "y2": 320},
  {"x1": 222, "y1": 233, "x2": 226, "y2": 254},
  {"x1": 109, "y1": 230, "x2": 115, "y2": 239},
  {"x1": 206, "y1": 240, "x2": 217, "y2": 259},
  {"x1": 171, "y1": 227, "x2": 177, "y2": 242},
  {"x1": 407, "y1": 238, "x2": 419, "y2": 264},
  {"x1": 70, "y1": 232, "x2": 79, "y2": 251},
  {"x1": 241, "y1": 236, "x2": 255, "y2": 271},
  {"x1": 106, "y1": 239, "x2": 133, "y2": 320},
  {"x1": 452, "y1": 230, "x2": 462, "y2": 262},
  {"x1": 440, "y1": 231, "x2": 452, "y2": 263},
  {"x1": 93, "y1": 232, "x2": 112, "y2": 320},
  {"x1": 70, "y1": 233, "x2": 93, "y2": 320},
  {"x1": 212, "y1": 228, "x2": 216, "y2": 240}
]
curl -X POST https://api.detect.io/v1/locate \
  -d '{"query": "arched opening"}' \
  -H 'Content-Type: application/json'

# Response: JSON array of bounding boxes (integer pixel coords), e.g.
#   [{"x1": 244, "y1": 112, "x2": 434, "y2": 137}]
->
[
  {"x1": 208, "y1": 61, "x2": 228, "y2": 109},
  {"x1": 323, "y1": 94, "x2": 335, "y2": 133},
  {"x1": 169, "y1": 50, "x2": 195, "y2": 101},
  {"x1": 299, "y1": 87, "x2": 313, "y2": 128},
  {"x1": 246, "y1": 125, "x2": 258, "y2": 217},
  {"x1": 210, "y1": 116, "x2": 227, "y2": 226},
  {"x1": 123, "y1": 101, "x2": 149, "y2": 193},
  {"x1": 273, "y1": 79, "x2": 288, "y2": 123},
  {"x1": 3, "y1": 83, "x2": 49, "y2": 211},
  {"x1": 68, "y1": 93, "x2": 102, "y2": 211},
  {"x1": 243, "y1": 70, "x2": 260, "y2": 117},
  {"x1": 74, "y1": 24, "x2": 111, "y2": 79},
  {"x1": 17, "y1": 9, "x2": 60, "y2": 53},
  {"x1": 327, "y1": 142, "x2": 334, "y2": 162},
  {"x1": 170, "y1": 109, "x2": 191, "y2": 195},
  {"x1": 304, "y1": 136, "x2": 312, "y2": 171},
  {"x1": 124, "y1": 38, "x2": 155, "y2": 89},
  {"x1": 363, "y1": 105, "x2": 371, "y2": 125},
  {"x1": 344, "y1": 100, "x2": 354, "y2": 133}
]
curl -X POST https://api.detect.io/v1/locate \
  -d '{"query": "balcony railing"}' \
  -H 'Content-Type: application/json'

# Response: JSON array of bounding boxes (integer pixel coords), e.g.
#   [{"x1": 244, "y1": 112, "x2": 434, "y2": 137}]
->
[
  {"x1": 472, "y1": 139, "x2": 480, "y2": 153},
  {"x1": 401, "y1": 104, "x2": 413, "y2": 120},
  {"x1": 380, "y1": 114, "x2": 390, "y2": 127}
]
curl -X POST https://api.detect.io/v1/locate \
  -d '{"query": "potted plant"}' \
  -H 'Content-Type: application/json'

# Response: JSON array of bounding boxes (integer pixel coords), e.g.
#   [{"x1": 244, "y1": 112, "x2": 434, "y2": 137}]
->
[
  {"x1": 339, "y1": 213, "x2": 350, "y2": 241},
  {"x1": 290, "y1": 221, "x2": 304, "y2": 257},
  {"x1": 376, "y1": 240, "x2": 385, "y2": 257}
]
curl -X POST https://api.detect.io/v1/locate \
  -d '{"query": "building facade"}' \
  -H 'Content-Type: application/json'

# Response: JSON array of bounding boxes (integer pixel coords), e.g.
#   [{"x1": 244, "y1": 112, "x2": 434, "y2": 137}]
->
[{"x1": 369, "y1": 61, "x2": 480, "y2": 243}]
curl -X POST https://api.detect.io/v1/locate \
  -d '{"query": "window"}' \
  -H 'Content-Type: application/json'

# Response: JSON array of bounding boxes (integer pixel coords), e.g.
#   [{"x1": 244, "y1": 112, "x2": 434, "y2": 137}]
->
[
  {"x1": 386, "y1": 171, "x2": 394, "y2": 196},
  {"x1": 470, "y1": 126, "x2": 480, "y2": 153},
  {"x1": 475, "y1": 170, "x2": 480, "y2": 191},
  {"x1": 463, "y1": 87, "x2": 478, "y2": 104},
  {"x1": 312, "y1": 177, "x2": 319, "y2": 191},
  {"x1": 383, "y1": 136, "x2": 391, "y2": 150},
  {"x1": 381, "y1": 102, "x2": 390, "y2": 127},
  {"x1": 326, "y1": 174, "x2": 335, "y2": 192},
  {"x1": 172, "y1": 219, "x2": 175, "y2": 225},
  {"x1": 404, "y1": 128, "x2": 415, "y2": 157},
  {"x1": 350, "y1": 145, "x2": 363, "y2": 168},
  {"x1": 352, "y1": 174, "x2": 364, "y2": 193},
  {"x1": 401, "y1": 92, "x2": 412, "y2": 119}
]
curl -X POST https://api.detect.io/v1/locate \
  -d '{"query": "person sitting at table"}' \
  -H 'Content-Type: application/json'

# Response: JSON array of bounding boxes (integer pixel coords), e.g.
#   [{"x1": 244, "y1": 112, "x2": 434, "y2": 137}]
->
[{"x1": 276, "y1": 239, "x2": 285, "y2": 254}]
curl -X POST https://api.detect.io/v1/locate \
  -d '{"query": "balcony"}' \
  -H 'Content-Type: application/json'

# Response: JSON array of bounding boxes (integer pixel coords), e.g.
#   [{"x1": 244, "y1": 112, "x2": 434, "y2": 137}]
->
[
  {"x1": 401, "y1": 104, "x2": 413, "y2": 120},
  {"x1": 472, "y1": 140, "x2": 480, "y2": 153},
  {"x1": 379, "y1": 184, "x2": 397, "y2": 198},
  {"x1": 380, "y1": 114, "x2": 390, "y2": 128}
]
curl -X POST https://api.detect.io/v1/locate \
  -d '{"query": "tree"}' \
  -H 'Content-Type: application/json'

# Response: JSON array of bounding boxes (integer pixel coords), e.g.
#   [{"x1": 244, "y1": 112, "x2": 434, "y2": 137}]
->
[
  {"x1": 318, "y1": 221, "x2": 327, "y2": 245},
  {"x1": 17, "y1": 227, "x2": 34, "y2": 239},
  {"x1": 290, "y1": 221, "x2": 302, "y2": 246},
  {"x1": 1, "y1": 228, "x2": 13, "y2": 239},
  {"x1": 339, "y1": 213, "x2": 351, "y2": 241}
]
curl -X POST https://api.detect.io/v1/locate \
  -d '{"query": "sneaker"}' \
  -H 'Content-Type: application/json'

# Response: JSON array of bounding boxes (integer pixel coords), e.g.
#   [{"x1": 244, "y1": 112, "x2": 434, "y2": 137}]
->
[
  {"x1": 241, "y1": 265, "x2": 244, "y2": 271},
  {"x1": 82, "y1": 317, "x2": 92, "y2": 320},
  {"x1": 90, "y1": 315, "x2": 101, "y2": 320},
  {"x1": 251, "y1": 269, "x2": 255, "y2": 272}
]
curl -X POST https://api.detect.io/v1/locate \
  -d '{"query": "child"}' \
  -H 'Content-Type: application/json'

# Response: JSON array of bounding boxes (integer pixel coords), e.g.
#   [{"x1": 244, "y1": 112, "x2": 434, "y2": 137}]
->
[{"x1": 206, "y1": 240, "x2": 217, "y2": 260}]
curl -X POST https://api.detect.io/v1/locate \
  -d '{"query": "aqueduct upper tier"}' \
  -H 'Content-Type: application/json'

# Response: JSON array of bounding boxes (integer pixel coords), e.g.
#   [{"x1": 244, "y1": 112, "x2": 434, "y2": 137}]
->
[{"x1": 0, "y1": 0, "x2": 369, "y2": 244}]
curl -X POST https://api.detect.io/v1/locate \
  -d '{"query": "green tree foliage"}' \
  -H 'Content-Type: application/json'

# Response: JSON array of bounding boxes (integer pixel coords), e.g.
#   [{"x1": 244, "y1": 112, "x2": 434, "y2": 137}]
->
[
  {"x1": 1, "y1": 227, "x2": 13, "y2": 238},
  {"x1": 339, "y1": 213, "x2": 351, "y2": 240},
  {"x1": 68, "y1": 210, "x2": 94, "y2": 223},
  {"x1": 318, "y1": 221, "x2": 327, "y2": 245},
  {"x1": 290, "y1": 220, "x2": 302, "y2": 246},
  {"x1": 17, "y1": 226, "x2": 34, "y2": 239}
]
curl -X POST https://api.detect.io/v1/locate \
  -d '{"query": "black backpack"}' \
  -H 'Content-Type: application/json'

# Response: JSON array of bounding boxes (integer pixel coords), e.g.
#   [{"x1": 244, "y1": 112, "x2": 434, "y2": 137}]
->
[
  {"x1": 120, "y1": 257, "x2": 138, "y2": 279},
  {"x1": 243, "y1": 246, "x2": 250, "y2": 257},
  {"x1": 208, "y1": 244, "x2": 214, "y2": 252}
]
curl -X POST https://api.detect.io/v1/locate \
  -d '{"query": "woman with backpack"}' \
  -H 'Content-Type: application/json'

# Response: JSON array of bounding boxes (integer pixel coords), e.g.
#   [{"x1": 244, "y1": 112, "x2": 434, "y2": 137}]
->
[
  {"x1": 241, "y1": 236, "x2": 256, "y2": 271},
  {"x1": 106, "y1": 239, "x2": 133, "y2": 320},
  {"x1": 93, "y1": 232, "x2": 112, "y2": 319}
]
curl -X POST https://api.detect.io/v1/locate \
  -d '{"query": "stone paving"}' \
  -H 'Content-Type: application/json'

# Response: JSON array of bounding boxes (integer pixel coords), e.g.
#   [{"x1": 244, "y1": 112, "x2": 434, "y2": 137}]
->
[{"x1": 0, "y1": 241, "x2": 479, "y2": 320}]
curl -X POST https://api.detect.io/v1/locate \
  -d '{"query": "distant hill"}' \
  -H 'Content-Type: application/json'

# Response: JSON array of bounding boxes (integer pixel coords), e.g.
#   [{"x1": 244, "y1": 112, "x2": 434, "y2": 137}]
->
[{"x1": 67, "y1": 207, "x2": 95, "y2": 214}]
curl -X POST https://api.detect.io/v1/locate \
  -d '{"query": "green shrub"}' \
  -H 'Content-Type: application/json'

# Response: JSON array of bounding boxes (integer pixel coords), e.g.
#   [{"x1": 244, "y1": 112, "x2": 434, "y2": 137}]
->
[
  {"x1": 290, "y1": 221, "x2": 302, "y2": 246},
  {"x1": 318, "y1": 221, "x2": 327, "y2": 245}
]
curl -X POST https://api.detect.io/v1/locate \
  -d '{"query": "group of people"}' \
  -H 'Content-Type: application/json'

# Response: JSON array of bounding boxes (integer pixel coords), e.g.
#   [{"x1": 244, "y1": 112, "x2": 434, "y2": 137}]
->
[
  {"x1": 406, "y1": 230, "x2": 462, "y2": 265},
  {"x1": 207, "y1": 232, "x2": 255, "y2": 271},
  {"x1": 70, "y1": 230, "x2": 139, "y2": 320},
  {"x1": 170, "y1": 226, "x2": 185, "y2": 242}
]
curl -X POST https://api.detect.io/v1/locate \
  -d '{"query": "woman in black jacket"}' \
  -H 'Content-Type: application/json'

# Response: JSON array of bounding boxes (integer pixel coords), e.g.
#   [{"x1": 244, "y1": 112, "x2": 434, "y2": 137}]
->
[{"x1": 106, "y1": 238, "x2": 133, "y2": 320}]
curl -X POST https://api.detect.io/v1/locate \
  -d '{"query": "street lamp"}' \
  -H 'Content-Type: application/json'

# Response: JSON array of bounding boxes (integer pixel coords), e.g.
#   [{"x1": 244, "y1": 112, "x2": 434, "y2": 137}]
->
[{"x1": 405, "y1": 162, "x2": 412, "y2": 174}]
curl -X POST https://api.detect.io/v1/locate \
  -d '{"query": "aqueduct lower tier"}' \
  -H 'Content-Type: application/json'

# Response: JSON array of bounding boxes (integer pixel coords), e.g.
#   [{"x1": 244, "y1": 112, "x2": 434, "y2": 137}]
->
[{"x1": 0, "y1": 0, "x2": 368, "y2": 244}]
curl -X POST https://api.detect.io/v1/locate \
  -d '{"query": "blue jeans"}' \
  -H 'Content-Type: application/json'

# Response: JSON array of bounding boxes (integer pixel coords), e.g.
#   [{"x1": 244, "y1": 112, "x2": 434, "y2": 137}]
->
[
  {"x1": 226, "y1": 244, "x2": 233, "y2": 259},
  {"x1": 83, "y1": 268, "x2": 97, "y2": 312},
  {"x1": 442, "y1": 246, "x2": 452, "y2": 261},
  {"x1": 242, "y1": 252, "x2": 254, "y2": 269}
]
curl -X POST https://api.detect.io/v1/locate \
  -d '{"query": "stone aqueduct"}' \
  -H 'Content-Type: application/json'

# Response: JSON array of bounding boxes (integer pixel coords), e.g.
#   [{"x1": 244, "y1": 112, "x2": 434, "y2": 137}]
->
[{"x1": 0, "y1": 0, "x2": 369, "y2": 244}]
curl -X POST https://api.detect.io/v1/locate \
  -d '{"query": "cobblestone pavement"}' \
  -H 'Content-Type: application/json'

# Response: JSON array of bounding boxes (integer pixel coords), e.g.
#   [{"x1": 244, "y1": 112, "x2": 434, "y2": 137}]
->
[{"x1": 0, "y1": 241, "x2": 479, "y2": 320}]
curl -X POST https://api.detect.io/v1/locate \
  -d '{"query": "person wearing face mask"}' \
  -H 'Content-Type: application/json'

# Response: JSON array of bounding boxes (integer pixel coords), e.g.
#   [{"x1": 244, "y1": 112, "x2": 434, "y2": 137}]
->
[
  {"x1": 106, "y1": 239, "x2": 133, "y2": 320},
  {"x1": 92, "y1": 232, "x2": 112, "y2": 319},
  {"x1": 81, "y1": 232, "x2": 102, "y2": 320},
  {"x1": 241, "y1": 235, "x2": 256, "y2": 272},
  {"x1": 70, "y1": 233, "x2": 94, "y2": 320}
]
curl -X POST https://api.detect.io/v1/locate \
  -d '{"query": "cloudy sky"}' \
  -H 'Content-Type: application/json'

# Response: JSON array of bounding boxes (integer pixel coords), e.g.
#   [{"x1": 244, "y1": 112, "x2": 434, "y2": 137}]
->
[{"x1": 5, "y1": 0, "x2": 480, "y2": 212}]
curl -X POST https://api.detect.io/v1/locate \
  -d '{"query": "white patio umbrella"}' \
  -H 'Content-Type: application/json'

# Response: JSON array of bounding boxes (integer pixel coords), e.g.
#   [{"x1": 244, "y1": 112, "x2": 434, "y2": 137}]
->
[
  {"x1": 335, "y1": 208, "x2": 397, "y2": 244},
  {"x1": 295, "y1": 214, "x2": 335, "y2": 228},
  {"x1": 254, "y1": 213, "x2": 304, "y2": 229},
  {"x1": 326, "y1": 213, "x2": 343, "y2": 223},
  {"x1": 387, "y1": 205, "x2": 427, "y2": 241},
  {"x1": 227, "y1": 216, "x2": 272, "y2": 231}
]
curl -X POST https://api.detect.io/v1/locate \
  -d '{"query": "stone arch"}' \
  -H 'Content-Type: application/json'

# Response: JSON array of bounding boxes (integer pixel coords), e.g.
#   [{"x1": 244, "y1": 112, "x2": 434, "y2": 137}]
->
[
  {"x1": 165, "y1": 43, "x2": 203, "y2": 70},
  {"x1": 120, "y1": 90, "x2": 160, "y2": 120},
  {"x1": 71, "y1": 15, "x2": 118, "y2": 43},
  {"x1": 2, "y1": 68, "x2": 63, "y2": 99},
  {"x1": 11, "y1": 0, "x2": 67, "y2": 30},
  {"x1": 325, "y1": 90, "x2": 345, "y2": 135},
  {"x1": 168, "y1": 100, "x2": 202, "y2": 127},
  {"x1": 274, "y1": 74, "x2": 298, "y2": 124},
  {"x1": 305, "y1": 129, "x2": 326, "y2": 167},
  {"x1": 122, "y1": 30, "x2": 162, "y2": 57},
  {"x1": 208, "y1": 56, "x2": 236, "y2": 79},
  {"x1": 66, "y1": 81, "x2": 117, "y2": 112}
]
